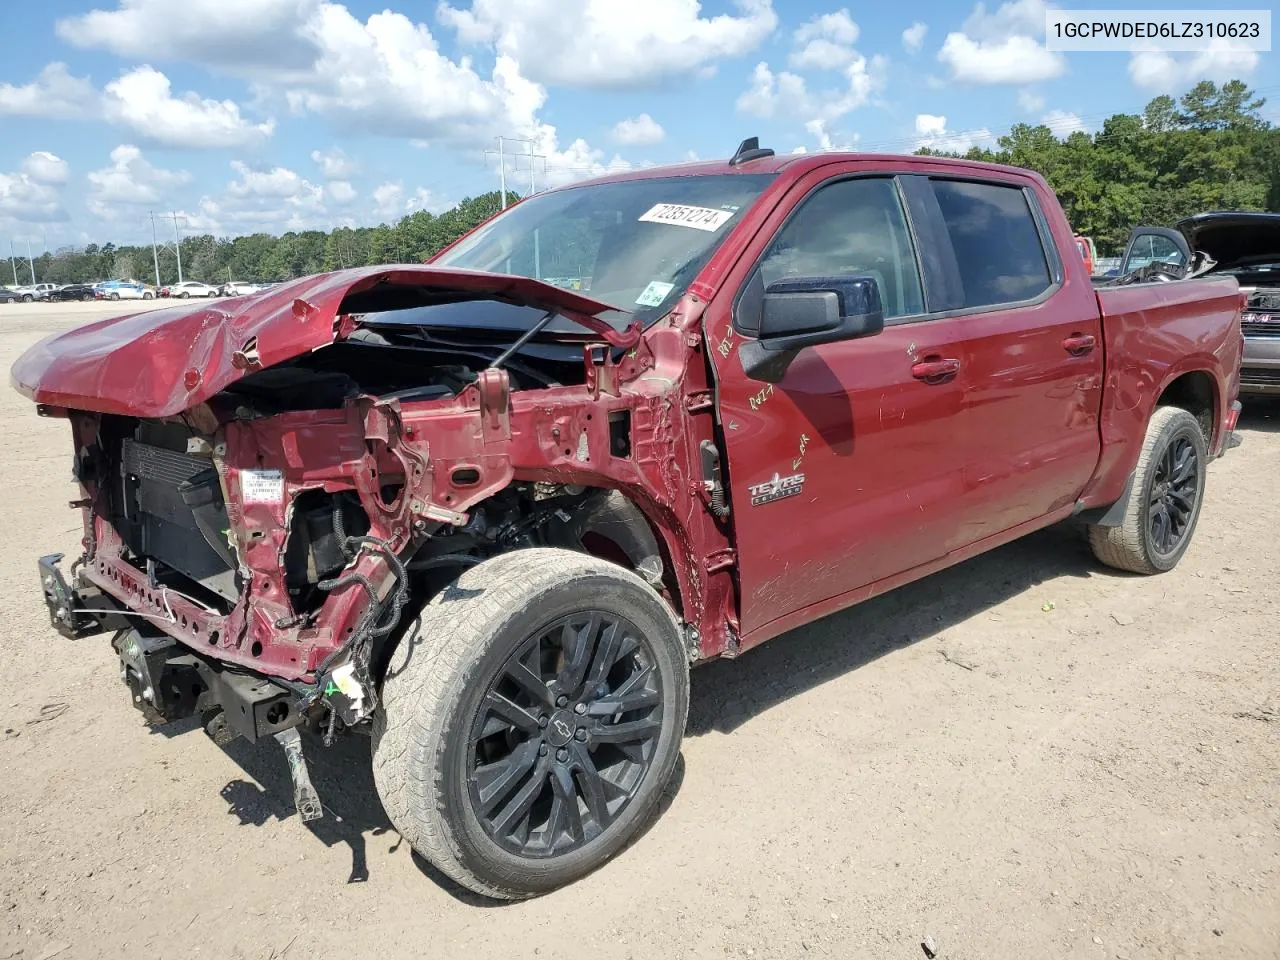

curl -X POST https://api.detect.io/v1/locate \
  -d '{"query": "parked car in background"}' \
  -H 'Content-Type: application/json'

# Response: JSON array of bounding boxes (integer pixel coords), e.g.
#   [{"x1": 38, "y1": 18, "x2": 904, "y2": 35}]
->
[
  {"x1": 1074, "y1": 234, "x2": 1096, "y2": 275},
  {"x1": 12, "y1": 143, "x2": 1245, "y2": 900},
  {"x1": 219, "y1": 281, "x2": 264, "y2": 297},
  {"x1": 97, "y1": 280, "x2": 154, "y2": 301},
  {"x1": 1121, "y1": 212, "x2": 1280, "y2": 395},
  {"x1": 161, "y1": 281, "x2": 219, "y2": 299},
  {"x1": 0, "y1": 287, "x2": 20, "y2": 304},
  {"x1": 13, "y1": 283, "x2": 57, "y2": 302},
  {"x1": 48, "y1": 283, "x2": 99, "y2": 302}
]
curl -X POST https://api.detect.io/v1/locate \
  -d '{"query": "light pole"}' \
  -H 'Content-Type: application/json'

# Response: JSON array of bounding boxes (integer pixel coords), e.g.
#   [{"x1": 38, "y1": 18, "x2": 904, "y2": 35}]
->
[{"x1": 149, "y1": 211, "x2": 162, "y2": 287}]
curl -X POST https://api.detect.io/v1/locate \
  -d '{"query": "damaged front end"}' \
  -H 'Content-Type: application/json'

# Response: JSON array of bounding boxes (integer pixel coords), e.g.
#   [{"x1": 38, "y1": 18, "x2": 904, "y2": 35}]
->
[{"x1": 15, "y1": 265, "x2": 737, "y2": 814}]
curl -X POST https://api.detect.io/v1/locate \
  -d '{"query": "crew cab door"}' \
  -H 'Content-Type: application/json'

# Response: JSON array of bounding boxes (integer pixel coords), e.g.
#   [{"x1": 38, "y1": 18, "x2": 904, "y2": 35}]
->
[
  {"x1": 919, "y1": 177, "x2": 1105, "y2": 543},
  {"x1": 708, "y1": 169, "x2": 971, "y2": 640}
]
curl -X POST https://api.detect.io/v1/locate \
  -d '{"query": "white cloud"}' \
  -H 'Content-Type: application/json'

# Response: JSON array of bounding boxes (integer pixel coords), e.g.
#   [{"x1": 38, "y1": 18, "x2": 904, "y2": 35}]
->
[
  {"x1": 738, "y1": 54, "x2": 885, "y2": 134},
  {"x1": 175, "y1": 159, "x2": 334, "y2": 235},
  {"x1": 938, "y1": 0, "x2": 1067, "y2": 84},
  {"x1": 530, "y1": 131, "x2": 633, "y2": 189},
  {"x1": 57, "y1": 0, "x2": 323, "y2": 70},
  {"x1": 611, "y1": 114, "x2": 665, "y2": 146},
  {"x1": 373, "y1": 181, "x2": 406, "y2": 220},
  {"x1": 0, "y1": 159, "x2": 67, "y2": 224},
  {"x1": 914, "y1": 113, "x2": 948, "y2": 136},
  {"x1": 102, "y1": 66, "x2": 274, "y2": 149},
  {"x1": 227, "y1": 161, "x2": 318, "y2": 200},
  {"x1": 805, "y1": 119, "x2": 858, "y2": 152},
  {"x1": 0, "y1": 63, "x2": 98, "y2": 119},
  {"x1": 795, "y1": 9, "x2": 859, "y2": 46},
  {"x1": 438, "y1": 0, "x2": 779, "y2": 87},
  {"x1": 1017, "y1": 88, "x2": 1045, "y2": 111},
  {"x1": 1042, "y1": 109, "x2": 1086, "y2": 136},
  {"x1": 1129, "y1": 42, "x2": 1259, "y2": 91},
  {"x1": 87, "y1": 145, "x2": 191, "y2": 215},
  {"x1": 51, "y1": 0, "x2": 631, "y2": 168},
  {"x1": 22, "y1": 153, "x2": 70, "y2": 186},
  {"x1": 311, "y1": 147, "x2": 359, "y2": 179},
  {"x1": 326, "y1": 180, "x2": 357, "y2": 204},
  {"x1": 912, "y1": 114, "x2": 996, "y2": 153},
  {"x1": 902, "y1": 21, "x2": 928, "y2": 52},
  {"x1": 790, "y1": 9, "x2": 861, "y2": 70}
]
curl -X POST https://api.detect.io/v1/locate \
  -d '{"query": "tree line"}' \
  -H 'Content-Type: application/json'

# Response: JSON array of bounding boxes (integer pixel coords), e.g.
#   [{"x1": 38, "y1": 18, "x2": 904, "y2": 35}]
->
[
  {"x1": 917, "y1": 80, "x2": 1278, "y2": 255},
  {"x1": 2, "y1": 192, "x2": 513, "y2": 288},
  {"x1": 3, "y1": 78, "x2": 1275, "y2": 287}
]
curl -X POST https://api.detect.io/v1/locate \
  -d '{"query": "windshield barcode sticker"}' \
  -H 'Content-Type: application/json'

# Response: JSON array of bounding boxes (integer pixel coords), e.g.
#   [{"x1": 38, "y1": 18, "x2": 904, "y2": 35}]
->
[
  {"x1": 240, "y1": 469, "x2": 284, "y2": 504},
  {"x1": 638, "y1": 203, "x2": 735, "y2": 232},
  {"x1": 635, "y1": 281, "x2": 675, "y2": 307}
]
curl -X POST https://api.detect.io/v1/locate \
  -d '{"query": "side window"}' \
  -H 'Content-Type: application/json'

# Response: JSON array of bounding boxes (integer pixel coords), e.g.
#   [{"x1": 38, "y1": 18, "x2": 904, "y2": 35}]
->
[
  {"x1": 931, "y1": 179, "x2": 1052, "y2": 309},
  {"x1": 1123, "y1": 233, "x2": 1186, "y2": 274},
  {"x1": 758, "y1": 178, "x2": 924, "y2": 319}
]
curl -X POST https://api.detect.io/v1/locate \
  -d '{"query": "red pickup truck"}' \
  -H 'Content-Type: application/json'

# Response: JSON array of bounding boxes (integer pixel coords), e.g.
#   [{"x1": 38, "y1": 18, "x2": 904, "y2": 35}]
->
[{"x1": 12, "y1": 141, "x2": 1244, "y2": 900}]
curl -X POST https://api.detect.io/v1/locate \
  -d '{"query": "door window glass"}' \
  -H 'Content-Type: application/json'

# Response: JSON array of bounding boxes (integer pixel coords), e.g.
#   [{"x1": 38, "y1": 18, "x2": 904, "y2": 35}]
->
[
  {"x1": 931, "y1": 179, "x2": 1052, "y2": 308},
  {"x1": 758, "y1": 178, "x2": 924, "y2": 319}
]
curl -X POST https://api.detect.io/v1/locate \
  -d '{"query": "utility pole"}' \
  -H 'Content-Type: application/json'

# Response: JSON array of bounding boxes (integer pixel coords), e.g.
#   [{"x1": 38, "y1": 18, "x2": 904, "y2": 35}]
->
[
  {"x1": 172, "y1": 210, "x2": 183, "y2": 283},
  {"x1": 489, "y1": 137, "x2": 545, "y2": 207},
  {"x1": 8, "y1": 239, "x2": 17, "y2": 285},
  {"x1": 498, "y1": 136, "x2": 508, "y2": 209},
  {"x1": 149, "y1": 211, "x2": 162, "y2": 287},
  {"x1": 26, "y1": 238, "x2": 36, "y2": 284}
]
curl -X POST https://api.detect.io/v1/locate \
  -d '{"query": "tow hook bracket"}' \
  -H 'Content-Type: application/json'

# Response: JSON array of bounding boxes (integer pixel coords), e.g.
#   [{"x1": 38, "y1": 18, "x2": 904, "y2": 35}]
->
[
  {"x1": 274, "y1": 727, "x2": 323, "y2": 822},
  {"x1": 39, "y1": 554, "x2": 122, "y2": 640}
]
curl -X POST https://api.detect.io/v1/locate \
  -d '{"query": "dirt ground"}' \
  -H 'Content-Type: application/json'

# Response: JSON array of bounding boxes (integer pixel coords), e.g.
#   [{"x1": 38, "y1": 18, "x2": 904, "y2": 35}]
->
[{"x1": 0, "y1": 301, "x2": 1276, "y2": 960}]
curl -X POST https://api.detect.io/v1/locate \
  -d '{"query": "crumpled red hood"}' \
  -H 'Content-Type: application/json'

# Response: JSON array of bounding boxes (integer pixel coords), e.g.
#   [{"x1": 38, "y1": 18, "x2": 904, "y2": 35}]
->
[{"x1": 11, "y1": 264, "x2": 635, "y2": 418}]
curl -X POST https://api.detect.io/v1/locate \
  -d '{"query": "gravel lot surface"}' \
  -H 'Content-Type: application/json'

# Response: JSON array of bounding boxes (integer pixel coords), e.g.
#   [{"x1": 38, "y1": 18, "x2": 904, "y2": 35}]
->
[{"x1": 1, "y1": 300, "x2": 1277, "y2": 960}]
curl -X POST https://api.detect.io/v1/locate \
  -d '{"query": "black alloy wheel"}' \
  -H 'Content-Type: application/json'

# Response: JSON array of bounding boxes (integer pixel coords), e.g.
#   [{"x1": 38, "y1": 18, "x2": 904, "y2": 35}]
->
[
  {"x1": 467, "y1": 610, "x2": 663, "y2": 859},
  {"x1": 1148, "y1": 434, "x2": 1198, "y2": 556}
]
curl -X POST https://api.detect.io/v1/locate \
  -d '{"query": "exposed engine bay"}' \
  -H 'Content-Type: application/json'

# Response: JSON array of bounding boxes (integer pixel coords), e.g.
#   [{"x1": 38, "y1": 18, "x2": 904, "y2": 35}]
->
[{"x1": 65, "y1": 308, "x2": 679, "y2": 728}]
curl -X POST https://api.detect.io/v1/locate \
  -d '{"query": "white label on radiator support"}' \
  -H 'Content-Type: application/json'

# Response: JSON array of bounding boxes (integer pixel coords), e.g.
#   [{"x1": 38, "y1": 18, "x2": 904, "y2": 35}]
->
[{"x1": 240, "y1": 468, "x2": 284, "y2": 504}]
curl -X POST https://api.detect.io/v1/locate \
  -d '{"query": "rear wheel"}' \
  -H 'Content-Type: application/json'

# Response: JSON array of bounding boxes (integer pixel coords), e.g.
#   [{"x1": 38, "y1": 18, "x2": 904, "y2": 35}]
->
[
  {"x1": 1088, "y1": 406, "x2": 1208, "y2": 574},
  {"x1": 143, "y1": 292, "x2": 154, "y2": 300},
  {"x1": 372, "y1": 548, "x2": 688, "y2": 900},
  {"x1": 109, "y1": 292, "x2": 120, "y2": 301},
  {"x1": 80, "y1": 293, "x2": 92, "y2": 301}
]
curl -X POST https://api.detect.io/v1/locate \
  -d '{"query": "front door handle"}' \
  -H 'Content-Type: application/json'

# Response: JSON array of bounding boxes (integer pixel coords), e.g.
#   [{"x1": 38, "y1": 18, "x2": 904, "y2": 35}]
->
[
  {"x1": 1062, "y1": 333, "x2": 1097, "y2": 355},
  {"x1": 911, "y1": 357, "x2": 961, "y2": 382}
]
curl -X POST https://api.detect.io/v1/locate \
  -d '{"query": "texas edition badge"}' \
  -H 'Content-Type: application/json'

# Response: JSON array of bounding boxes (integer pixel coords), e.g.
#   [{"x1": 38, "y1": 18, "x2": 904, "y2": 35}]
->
[{"x1": 748, "y1": 472, "x2": 805, "y2": 507}]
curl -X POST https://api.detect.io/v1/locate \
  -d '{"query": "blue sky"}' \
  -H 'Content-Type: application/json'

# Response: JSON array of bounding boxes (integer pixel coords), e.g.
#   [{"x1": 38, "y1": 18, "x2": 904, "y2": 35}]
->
[{"x1": 0, "y1": 0, "x2": 1271, "y2": 250}]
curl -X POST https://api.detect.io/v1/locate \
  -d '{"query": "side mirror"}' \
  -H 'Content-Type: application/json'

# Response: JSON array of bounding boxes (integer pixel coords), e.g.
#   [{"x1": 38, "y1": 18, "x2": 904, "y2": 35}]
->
[{"x1": 740, "y1": 275, "x2": 885, "y2": 383}]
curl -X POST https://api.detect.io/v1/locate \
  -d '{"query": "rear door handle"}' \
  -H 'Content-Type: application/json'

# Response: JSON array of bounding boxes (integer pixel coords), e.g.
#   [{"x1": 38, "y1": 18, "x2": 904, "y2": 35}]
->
[
  {"x1": 911, "y1": 357, "x2": 961, "y2": 382},
  {"x1": 1062, "y1": 334, "x2": 1097, "y2": 355}
]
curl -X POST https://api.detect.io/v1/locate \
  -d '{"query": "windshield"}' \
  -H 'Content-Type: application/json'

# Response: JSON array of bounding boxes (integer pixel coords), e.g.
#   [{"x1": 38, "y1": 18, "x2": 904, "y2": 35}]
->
[{"x1": 433, "y1": 174, "x2": 775, "y2": 324}]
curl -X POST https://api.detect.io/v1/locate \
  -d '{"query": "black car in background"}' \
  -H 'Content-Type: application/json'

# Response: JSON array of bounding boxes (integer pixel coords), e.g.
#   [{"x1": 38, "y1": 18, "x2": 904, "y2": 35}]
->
[
  {"x1": 47, "y1": 284, "x2": 99, "y2": 302},
  {"x1": 0, "y1": 288, "x2": 20, "y2": 304}
]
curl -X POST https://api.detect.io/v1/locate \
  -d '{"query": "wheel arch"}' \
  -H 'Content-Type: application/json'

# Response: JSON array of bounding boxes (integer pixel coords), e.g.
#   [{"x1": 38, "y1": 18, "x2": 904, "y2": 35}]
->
[{"x1": 1154, "y1": 366, "x2": 1218, "y2": 447}]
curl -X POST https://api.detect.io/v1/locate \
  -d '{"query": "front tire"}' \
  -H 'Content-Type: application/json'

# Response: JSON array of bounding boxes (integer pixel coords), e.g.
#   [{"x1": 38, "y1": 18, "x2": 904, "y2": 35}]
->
[
  {"x1": 143, "y1": 292, "x2": 154, "y2": 300},
  {"x1": 21, "y1": 294, "x2": 32, "y2": 302},
  {"x1": 179, "y1": 292, "x2": 190, "y2": 299},
  {"x1": 1088, "y1": 406, "x2": 1208, "y2": 574},
  {"x1": 372, "y1": 548, "x2": 689, "y2": 900},
  {"x1": 109, "y1": 292, "x2": 120, "y2": 301}
]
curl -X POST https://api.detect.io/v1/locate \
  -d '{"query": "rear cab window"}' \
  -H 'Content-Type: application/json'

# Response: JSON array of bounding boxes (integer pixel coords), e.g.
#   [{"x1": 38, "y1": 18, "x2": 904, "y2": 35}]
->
[{"x1": 929, "y1": 179, "x2": 1053, "y2": 309}]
